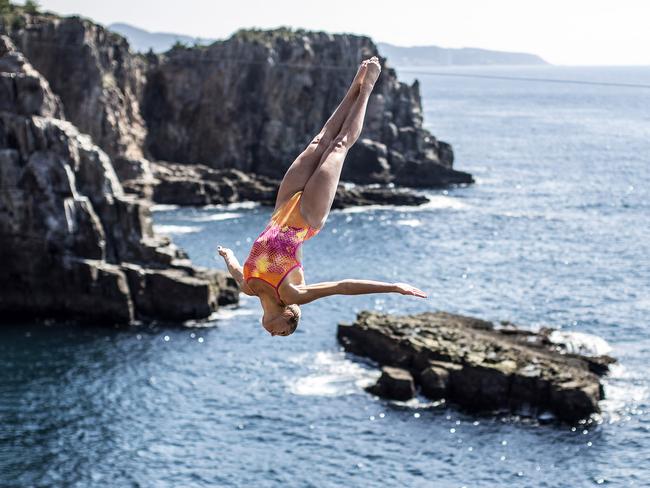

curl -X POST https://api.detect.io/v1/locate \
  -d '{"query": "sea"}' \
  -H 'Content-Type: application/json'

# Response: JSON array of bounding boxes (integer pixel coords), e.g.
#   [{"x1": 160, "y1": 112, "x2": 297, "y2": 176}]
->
[{"x1": 1, "y1": 66, "x2": 649, "y2": 487}]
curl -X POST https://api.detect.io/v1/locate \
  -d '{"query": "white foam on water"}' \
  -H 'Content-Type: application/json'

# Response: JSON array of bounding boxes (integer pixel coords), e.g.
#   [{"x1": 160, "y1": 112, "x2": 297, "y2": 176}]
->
[
  {"x1": 548, "y1": 330, "x2": 612, "y2": 356},
  {"x1": 600, "y1": 364, "x2": 648, "y2": 421},
  {"x1": 393, "y1": 397, "x2": 444, "y2": 409},
  {"x1": 209, "y1": 306, "x2": 257, "y2": 321},
  {"x1": 338, "y1": 195, "x2": 468, "y2": 214},
  {"x1": 182, "y1": 306, "x2": 257, "y2": 328},
  {"x1": 189, "y1": 212, "x2": 243, "y2": 222},
  {"x1": 420, "y1": 195, "x2": 469, "y2": 210},
  {"x1": 150, "y1": 204, "x2": 180, "y2": 212},
  {"x1": 396, "y1": 219, "x2": 422, "y2": 227},
  {"x1": 152, "y1": 224, "x2": 203, "y2": 235},
  {"x1": 286, "y1": 351, "x2": 380, "y2": 397},
  {"x1": 203, "y1": 201, "x2": 260, "y2": 210}
]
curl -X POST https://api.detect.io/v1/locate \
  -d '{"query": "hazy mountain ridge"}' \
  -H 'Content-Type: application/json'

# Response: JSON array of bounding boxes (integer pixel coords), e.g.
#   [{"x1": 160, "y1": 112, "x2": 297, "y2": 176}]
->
[
  {"x1": 110, "y1": 22, "x2": 548, "y2": 66},
  {"x1": 109, "y1": 22, "x2": 217, "y2": 52},
  {"x1": 377, "y1": 42, "x2": 548, "y2": 66}
]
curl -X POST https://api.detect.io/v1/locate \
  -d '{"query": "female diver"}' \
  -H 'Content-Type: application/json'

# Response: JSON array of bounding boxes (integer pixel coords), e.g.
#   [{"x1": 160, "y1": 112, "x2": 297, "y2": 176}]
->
[{"x1": 218, "y1": 56, "x2": 427, "y2": 337}]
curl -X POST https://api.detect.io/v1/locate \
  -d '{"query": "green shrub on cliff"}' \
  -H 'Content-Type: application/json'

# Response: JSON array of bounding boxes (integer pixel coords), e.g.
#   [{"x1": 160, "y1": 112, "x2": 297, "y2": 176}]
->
[
  {"x1": 24, "y1": 0, "x2": 39, "y2": 14},
  {"x1": 171, "y1": 40, "x2": 189, "y2": 51},
  {"x1": 0, "y1": 0, "x2": 19, "y2": 30},
  {"x1": 0, "y1": 0, "x2": 15, "y2": 16},
  {"x1": 0, "y1": 0, "x2": 13, "y2": 15},
  {"x1": 233, "y1": 27, "x2": 303, "y2": 44}
]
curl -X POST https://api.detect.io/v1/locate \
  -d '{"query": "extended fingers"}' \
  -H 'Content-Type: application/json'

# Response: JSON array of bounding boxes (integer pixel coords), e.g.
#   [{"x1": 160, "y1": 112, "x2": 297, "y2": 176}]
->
[{"x1": 411, "y1": 288, "x2": 427, "y2": 298}]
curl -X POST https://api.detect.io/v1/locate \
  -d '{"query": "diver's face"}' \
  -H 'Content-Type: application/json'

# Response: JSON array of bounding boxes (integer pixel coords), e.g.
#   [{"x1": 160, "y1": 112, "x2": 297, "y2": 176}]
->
[{"x1": 262, "y1": 315, "x2": 292, "y2": 337}]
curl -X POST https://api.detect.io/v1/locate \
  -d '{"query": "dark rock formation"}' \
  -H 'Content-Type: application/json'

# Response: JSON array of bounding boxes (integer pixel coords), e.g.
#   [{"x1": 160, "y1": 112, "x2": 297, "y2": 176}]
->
[
  {"x1": 148, "y1": 161, "x2": 428, "y2": 209},
  {"x1": 142, "y1": 28, "x2": 473, "y2": 187},
  {"x1": 4, "y1": 13, "x2": 472, "y2": 210},
  {"x1": 338, "y1": 311, "x2": 615, "y2": 423},
  {"x1": 366, "y1": 366, "x2": 416, "y2": 401},
  {"x1": 7, "y1": 14, "x2": 149, "y2": 166},
  {"x1": 0, "y1": 35, "x2": 236, "y2": 324}
]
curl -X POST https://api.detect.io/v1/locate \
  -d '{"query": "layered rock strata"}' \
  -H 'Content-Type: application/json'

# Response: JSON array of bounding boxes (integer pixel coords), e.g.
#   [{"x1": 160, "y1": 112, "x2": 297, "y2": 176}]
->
[
  {"x1": 143, "y1": 29, "x2": 473, "y2": 188},
  {"x1": 338, "y1": 311, "x2": 615, "y2": 422},
  {"x1": 148, "y1": 161, "x2": 429, "y2": 209},
  {"x1": 0, "y1": 35, "x2": 236, "y2": 324},
  {"x1": 4, "y1": 14, "x2": 472, "y2": 207}
]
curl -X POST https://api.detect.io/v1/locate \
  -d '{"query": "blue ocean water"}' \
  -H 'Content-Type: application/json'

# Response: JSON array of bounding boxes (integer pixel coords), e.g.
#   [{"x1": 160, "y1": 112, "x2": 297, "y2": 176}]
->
[{"x1": 2, "y1": 66, "x2": 649, "y2": 487}]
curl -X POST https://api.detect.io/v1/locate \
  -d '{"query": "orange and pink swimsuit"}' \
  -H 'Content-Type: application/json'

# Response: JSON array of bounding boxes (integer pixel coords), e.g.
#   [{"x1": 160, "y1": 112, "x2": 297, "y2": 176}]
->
[{"x1": 243, "y1": 191, "x2": 319, "y2": 300}]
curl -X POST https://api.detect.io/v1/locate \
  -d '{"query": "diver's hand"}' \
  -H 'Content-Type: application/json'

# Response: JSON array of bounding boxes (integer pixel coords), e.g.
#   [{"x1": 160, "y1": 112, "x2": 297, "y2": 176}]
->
[
  {"x1": 217, "y1": 245, "x2": 233, "y2": 259},
  {"x1": 393, "y1": 282, "x2": 427, "y2": 298}
]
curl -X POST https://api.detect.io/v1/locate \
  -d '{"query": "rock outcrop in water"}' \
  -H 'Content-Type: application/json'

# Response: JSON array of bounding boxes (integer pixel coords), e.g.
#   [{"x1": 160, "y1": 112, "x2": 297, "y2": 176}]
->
[
  {"x1": 4, "y1": 11, "x2": 472, "y2": 207},
  {"x1": 0, "y1": 35, "x2": 236, "y2": 323},
  {"x1": 149, "y1": 161, "x2": 429, "y2": 209},
  {"x1": 143, "y1": 28, "x2": 472, "y2": 188},
  {"x1": 338, "y1": 311, "x2": 615, "y2": 422},
  {"x1": 0, "y1": 6, "x2": 472, "y2": 323}
]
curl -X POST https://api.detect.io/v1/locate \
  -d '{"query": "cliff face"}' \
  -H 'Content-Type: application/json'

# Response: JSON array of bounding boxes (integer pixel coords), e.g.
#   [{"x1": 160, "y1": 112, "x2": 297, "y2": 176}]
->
[
  {"x1": 5, "y1": 14, "x2": 471, "y2": 190},
  {"x1": 7, "y1": 13, "x2": 152, "y2": 182},
  {"x1": 0, "y1": 10, "x2": 473, "y2": 323},
  {"x1": 143, "y1": 29, "x2": 472, "y2": 187},
  {"x1": 0, "y1": 35, "x2": 235, "y2": 323}
]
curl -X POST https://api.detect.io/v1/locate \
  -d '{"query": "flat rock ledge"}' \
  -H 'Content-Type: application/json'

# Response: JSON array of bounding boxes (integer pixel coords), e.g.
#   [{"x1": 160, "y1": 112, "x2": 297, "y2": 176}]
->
[
  {"x1": 142, "y1": 161, "x2": 430, "y2": 209},
  {"x1": 338, "y1": 311, "x2": 616, "y2": 423}
]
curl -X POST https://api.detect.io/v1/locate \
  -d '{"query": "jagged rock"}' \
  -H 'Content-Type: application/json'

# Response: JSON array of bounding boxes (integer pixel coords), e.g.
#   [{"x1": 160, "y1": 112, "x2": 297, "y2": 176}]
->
[
  {"x1": 338, "y1": 311, "x2": 616, "y2": 423},
  {"x1": 0, "y1": 35, "x2": 63, "y2": 118},
  {"x1": 329, "y1": 185, "x2": 428, "y2": 209},
  {"x1": 0, "y1": 42, "x2": 236, "y2": 324},
  {"x1": 4, "y1": 14, "x2": 472, "y2": 204},
  {"x1": 343, "y1": 139, "x2": 392, "y2": 184},
  {"x1": 394, "y1": 158, "x2": 473, "y2": 188},
  {"x1": 366, "y1": 366, "x2": 416, "y2": 401},
  {"x1": 419, "y1": 362, "x2": 459, "y2": 399},
  {"x1": 122, "y1": 265, "x2": 216, "y2": 321},
  {"x1": 6, "y1": 14, "x2": 148, "y2": 164},
  {"x1": 149, "y1": 160, "x2": 428, "y2": 209},
  {"x1": 142, "y1": 28, "x2": 473, "y2": 187}
]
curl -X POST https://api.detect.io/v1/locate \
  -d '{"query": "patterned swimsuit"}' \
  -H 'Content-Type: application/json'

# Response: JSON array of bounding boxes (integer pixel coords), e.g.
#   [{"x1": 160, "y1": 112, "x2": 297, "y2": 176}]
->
[{"x1": 243, "y1": 191, "x2": 319, "y2": 301}]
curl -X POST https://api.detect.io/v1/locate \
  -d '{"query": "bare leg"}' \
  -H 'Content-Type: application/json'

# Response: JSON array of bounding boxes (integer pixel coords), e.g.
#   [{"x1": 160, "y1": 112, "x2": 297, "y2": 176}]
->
[
  {"x1": 274, "y1": 61, "x2": 369, "y2": 211},
  {"x1": 301, "y1": 58, "x2": 381, "y2": 228}
]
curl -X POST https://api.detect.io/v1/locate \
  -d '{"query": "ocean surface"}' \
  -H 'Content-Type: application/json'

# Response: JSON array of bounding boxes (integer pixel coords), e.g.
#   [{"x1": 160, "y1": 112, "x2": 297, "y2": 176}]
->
[{"x1": 2, "y1": 66, "x2": 649, "y2": 487}]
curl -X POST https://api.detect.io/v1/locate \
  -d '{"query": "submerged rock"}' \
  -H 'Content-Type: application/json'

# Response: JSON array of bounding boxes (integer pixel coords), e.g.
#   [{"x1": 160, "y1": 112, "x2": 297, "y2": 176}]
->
[{"x1": 338, "y1": 311, "x2": 615, "y2": 423}]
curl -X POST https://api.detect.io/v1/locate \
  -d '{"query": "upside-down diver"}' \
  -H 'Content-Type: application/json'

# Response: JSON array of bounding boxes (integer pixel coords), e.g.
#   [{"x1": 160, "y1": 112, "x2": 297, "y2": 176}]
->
[{"x1": 218, "y1": 56, "x2": 427, "y2": 337}]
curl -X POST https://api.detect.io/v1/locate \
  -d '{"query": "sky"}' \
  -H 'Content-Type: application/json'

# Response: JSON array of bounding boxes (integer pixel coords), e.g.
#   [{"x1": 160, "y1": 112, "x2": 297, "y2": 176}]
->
[{"x1": 24, "y1": 0, "x2": 650, "y2": 65}]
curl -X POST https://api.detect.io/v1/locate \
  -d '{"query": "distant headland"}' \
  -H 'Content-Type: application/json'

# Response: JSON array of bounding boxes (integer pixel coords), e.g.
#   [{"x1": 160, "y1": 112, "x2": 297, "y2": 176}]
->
[
  {"x1": 377, "y1": 42, "x2": 549, "y2": 66},
  {"x1": 109, "y1": 22, "x2": 549, "y2": 66}
]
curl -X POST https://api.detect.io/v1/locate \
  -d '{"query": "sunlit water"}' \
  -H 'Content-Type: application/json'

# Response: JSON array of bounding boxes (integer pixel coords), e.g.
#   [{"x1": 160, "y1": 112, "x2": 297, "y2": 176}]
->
[{"x1": 2, "y1": 66, "x2": 650, "y2": 487}]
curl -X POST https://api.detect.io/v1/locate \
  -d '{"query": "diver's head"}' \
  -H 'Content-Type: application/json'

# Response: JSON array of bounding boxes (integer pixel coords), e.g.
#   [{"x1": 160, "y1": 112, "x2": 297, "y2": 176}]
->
[{"x1": 262, "y1": 304, "x2": 300, "y2": 337}]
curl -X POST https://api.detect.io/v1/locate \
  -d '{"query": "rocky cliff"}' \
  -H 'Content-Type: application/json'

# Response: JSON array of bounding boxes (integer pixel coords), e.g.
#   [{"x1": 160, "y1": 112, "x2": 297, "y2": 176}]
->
[
  {"x1": 0, "y1": 34, "x2": 236, "y2": 323},
  {"x1": 0, "y1": 7, "x2": 473, "y2": 323},
  {"x1": 143, "y1": 28, "x2": 472, "y2": 187},
  {"x1": 5, "y1": 11, "x2": 152, "y2": 184},
  {"x1": 5, "y1": 10, "x2": 471, "y2": 192}
]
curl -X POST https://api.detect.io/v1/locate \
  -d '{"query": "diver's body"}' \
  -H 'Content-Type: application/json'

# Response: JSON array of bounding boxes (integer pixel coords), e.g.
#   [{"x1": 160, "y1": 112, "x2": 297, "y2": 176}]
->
[{"x1": 219, "y1": 57, "x2": 426, "y2": 337}]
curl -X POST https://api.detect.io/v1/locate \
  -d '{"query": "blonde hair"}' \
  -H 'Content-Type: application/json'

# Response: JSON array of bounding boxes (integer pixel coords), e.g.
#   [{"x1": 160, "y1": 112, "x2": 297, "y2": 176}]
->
[{"x1": 285, "y1": 304, "x2": 301, "y2": 334}]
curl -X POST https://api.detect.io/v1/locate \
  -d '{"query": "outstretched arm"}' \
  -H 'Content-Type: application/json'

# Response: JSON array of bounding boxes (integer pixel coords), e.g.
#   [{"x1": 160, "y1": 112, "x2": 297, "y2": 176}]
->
[
  {"x1": 289, "y1": 279, "x2": 426, "y2": 305},
  {"x1": 217, "y1": 246, "x2": 254, "y2": 296}
]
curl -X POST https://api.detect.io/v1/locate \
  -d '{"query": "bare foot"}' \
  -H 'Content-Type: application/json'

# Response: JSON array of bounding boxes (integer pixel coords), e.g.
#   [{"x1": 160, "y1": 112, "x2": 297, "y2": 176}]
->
[
  {"x1": 351, "y1": 60, "x2": 369, "y2": 88},
  {"x1": 362, "y1": 56, "x2": 381, "y2": 89}
]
